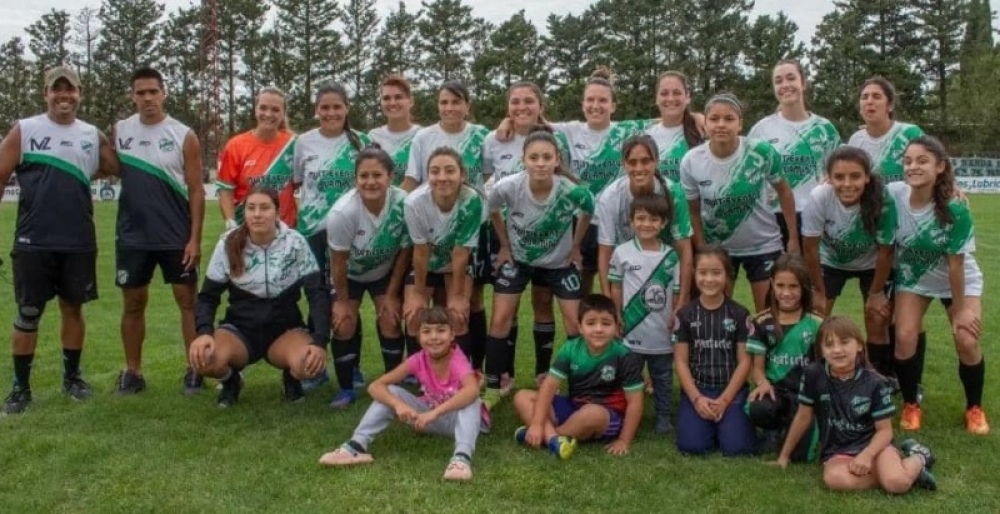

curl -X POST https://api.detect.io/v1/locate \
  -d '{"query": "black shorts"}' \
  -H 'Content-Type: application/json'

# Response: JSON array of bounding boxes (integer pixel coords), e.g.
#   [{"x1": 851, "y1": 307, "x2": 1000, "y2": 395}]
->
[
  {"x1": 219, "y1": 323, "x2": 307, "y2": 365},
  {"x1": 822, "y1": 266, "x2": 895, "y2": 301},
  {"x1": 307, "y1": 232, "x2": 331, "y2": 283},
  {"x1": 405, "y1": 270, "x2": 447, "y2": 289},
  {"x1": 12, "y1": 249, "x2": 98, "y2": 306},
  {"x1": 472, "y1": 224, "x2": 494, "y2": 285},
  {"x1": 347, "y1": 275, "x2": 392, "y2": 301},
  {"x1": 730, "y1": 251, "x2": 782, "y2": 283},
  {"x1": 115, "y1": 248, "x2": 198, "y2": 288},
  {"x1": 493, "y1": 262, "x2": 583, "y2": 299},
  {"x1": 579, "y1": 223, "x2": 598, "y2": 273},
  {"x1": 775, "y1": 212, "x2": 804, "y2": 252}
]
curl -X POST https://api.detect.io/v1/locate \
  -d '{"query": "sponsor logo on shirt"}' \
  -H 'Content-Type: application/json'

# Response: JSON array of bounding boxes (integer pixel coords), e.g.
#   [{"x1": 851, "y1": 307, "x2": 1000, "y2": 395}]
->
[
  {"x1": 356, "y1": 230, "x2": 365, "y2": 236},
  {"x1": 139, "y1": 140, "x2": 152, "y2": 147},
  {"x1": 699, "y1": 180, "x2": 712, "y2": 186},
  {"x1": 159, "y1": 138, "x2": 177, "y2": 152},
  {"x1": 500, "y1": 154, "x2": 513, "y2": 161},
  {"x1": 117, "y1": 137, "x2": 133, "y2": 150},
  {"x1": 600, "y1": 365, "x2": 616, "y2": 382},
  {"x1": 511, "y1": 211, "x2": 524, "y2": 218},
  {"x1": 769, "y1": 138, "x2": 779, "y2": 144},
  {"x1": 575, "y1": 143, "x2": 587, "y2": 150}
]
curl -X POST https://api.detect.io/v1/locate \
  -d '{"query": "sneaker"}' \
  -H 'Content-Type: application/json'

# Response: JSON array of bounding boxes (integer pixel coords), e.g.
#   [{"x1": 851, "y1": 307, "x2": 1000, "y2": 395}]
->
[
  {"x1": 498, "y1": 373, "x2": 514, "y2": 397},
  {"x1": 114, "y1": 370, "x2": 146, "y2": 396},
  {"x1": 302, "y1": 368, "x2": 330, "y2": 392},
  {"x1": 217, "y1": 372, "x2": 243, "y2": 409},
  {"x1": 899, "y1": 438, "x2": 936, "y2": 470},
  {"x1": 443, "y1": 455, "x2": 473, "y2": 481},
  {"x1": 514, "y1": 425, "x2": 528, "y2": 445},
  {"x1": 352, "y1": 367, "x2": 366, "y2": 389},
  {"x1": 183, "y1": 368, "x2": 204, "y2": 396},
  {"x1": 3, "y1": 386, "x2": 31, "y2": 415},
  {"x1": 63, "y1": 374, "x2": 93, "y2": 401},
  {"x1": 318, "y1": 443, "x2": 374, "y2": 466},
  {"x1": 282, "y1": 370, "x2": 305, "y2": 404},
  {"x1": 481, "y1": 388, "x2": 502, "y2": 411},
  {"x1": 965, "y1": 406, "x2": 990, "y2": 435},
  {"x1": 329, "y1": 389, "x2": 356, "y2": 409},
  {"x1": 654, "y1": 416, "x2": 673, "y2": 435},
  {"x1": 547, "y1": 435, "x2": 577, "y2": 460},
  {"x1": 901, "y1": 403, "x2": 922, "y2": 431}
]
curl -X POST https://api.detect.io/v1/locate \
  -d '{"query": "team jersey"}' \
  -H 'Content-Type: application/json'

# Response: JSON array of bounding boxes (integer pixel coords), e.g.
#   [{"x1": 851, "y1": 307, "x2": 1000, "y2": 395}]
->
[
  {"x1": 644, "y1": 122, "x2": 693, "y2": 182},
  {"x1": 13, "y1": 114, "x2": 100, "y2": 251},
  {"x1": 747, "y1": 311, "x2": 823, "y2": 387},
  {"x1": 672, "y1": 298, "x2": 753, "y2": 390},
  {"x1": 404, "y1": 184, "x2": 486, "y2": 274},
  {"x1": 195, "y1": 223, "x2": 331, "y2": 346},
  {"x1": 551, "y1": 120, "x2": 646, "y2": 197},
  {"x1": 594, "y1": 174, "x2": 693, "y2": 247},
  {"x1": 748, "y1": 112, "x2": 841, "y2": 212},
  {"x1": 292, "y1": 128, "x2": 371, "y2": 237},
  {"x1": 847, "y1": 122, "x2": 924, "y2": 184},
  {"x1": 549, "y1": 337, "x2": 644, "y2": 415},
  {"x1": 609, "y1": 240, "x2": 680, "y2": 355},
  {"x1": 482, "y1": 130, "x2": 572, "y2": 184},
  {"x1": 368, "y1": 124, "x2": 421, "y2": 186},
  {"x1": 405, "y1": 123, "x2": 488, "y2": 188},
  {"x1": 680, "y1": 137, "x2": 786, "y2": 257},
  {"x1": 326, "y1": 186, "x2": 410, "y2": 283},
  {"x1": 115, "y1": 114, "x2": 193, "y2": 250},
  {"x1": 801, "y1": 184, "x2": 897, "y2": 271},
  {"x1": 797, "y1": 362, "x2": 895, "y2": 460},
  {"x1": 216, "y1": 130, "x2": 297, "y2": 227},
  {"x1": 887, "y1": 182, "x2": 983, "y2": 297},
  {"x1": 488, "y1": 174, "x2": 594, "y2": 268}
]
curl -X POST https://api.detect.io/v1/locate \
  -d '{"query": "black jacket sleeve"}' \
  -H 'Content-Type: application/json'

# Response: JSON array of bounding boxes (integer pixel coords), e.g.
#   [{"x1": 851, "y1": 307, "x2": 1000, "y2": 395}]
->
[
  {"x1": 195, "y1": 278, "x2": 227, "y2": 337},
  {"x1": 303, "y1": 270, "x2": 332, "y2": 347}
]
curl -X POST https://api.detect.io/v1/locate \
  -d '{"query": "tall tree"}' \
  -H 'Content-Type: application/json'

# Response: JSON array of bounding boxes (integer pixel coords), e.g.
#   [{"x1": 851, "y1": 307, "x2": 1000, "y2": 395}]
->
[
  {"x1": 912, "y1": 0, "x2": 969, "y2": 123},
  {"x1": 743, "y1": 13, "x2": 806, "y2": 123},
  {"x1": 0, "y1": 37, "x2": 33, "y2": 131},
  {"x1": 340, "y1": 0, "x2": 380, "y2": 127},
  {"x1": 158, "y1": 6, "x2": 204, "y2": 132},
  {"x1": 952, "y1": 0, "x2": 998, "y2": 153},
  {"x1": 681, "y1": 0, "x2": 754, "y2": 98},
  {"x1": 71, "y1": 7, "x2": 101, "y2": 118},
  {"x1": 367, "y1": 1, "x2": 422, "y2": 124},
  {"x1": 25, "y1": 9, "x2": 73, "y2": 111},
  {"x1": 416, "y1": 0, "x2": 477, "y2": 85},
  {"x1": 218, "y1": 0, "x2": 270, "y2": 134},
  {"x1": 472, "y1": 11, "x2": 545, "y2": 123},
  {"x1": 542, "y1": 12, "x2": 602, "y2": 120}
]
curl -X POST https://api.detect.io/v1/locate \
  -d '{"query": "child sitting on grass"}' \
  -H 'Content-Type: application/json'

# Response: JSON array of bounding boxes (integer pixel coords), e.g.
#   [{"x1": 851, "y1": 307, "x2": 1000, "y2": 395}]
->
[
  {"x1": 318, "y1": 307, "x2": 487, "y2": 482},
  {"x1": 512, "y1": 294, "x2": 645, "y2": 459}
]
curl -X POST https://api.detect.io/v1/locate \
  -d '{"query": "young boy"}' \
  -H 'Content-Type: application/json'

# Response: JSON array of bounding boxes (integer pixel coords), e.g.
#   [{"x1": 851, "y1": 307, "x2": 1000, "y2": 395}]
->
[
  {"x1": 511, "y1": 294, "x2": 645, "y2": 459},
  {"x1": 318, "y1": 307, "x2": 487, "y2": 482},
  {"x1": 608, "y1": 195, "x2": 680, "y2": 435}
]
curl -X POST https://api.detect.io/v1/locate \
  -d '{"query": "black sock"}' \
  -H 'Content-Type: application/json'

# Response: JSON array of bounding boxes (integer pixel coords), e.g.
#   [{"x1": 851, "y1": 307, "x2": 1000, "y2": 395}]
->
[
  {"x1": 63, "y1": 348, "x2": 81, "y2": 378},
  {"x1": 13, "y1": 353, "x2": 33, "y2": 389},
  {"x1": 354, "y1": 323, "x2": 364, "y2": 369},
  {"x1": 404, "y1": 331, "x2": 420, "y2": 357},
  {"x1": 959, "y1": 358, "x2": 985, "y2": 409},
  {"x1": 533, "y1": 322, "x2": 555, "y2": 377},
  {"x1": 484, "y1": 335, "x2": 509, "y2": 389},
  {"x1": 455, "y1": 333, "x2": 474, "y2": 367},
  {"x1": 887, "y1": 325, "x2": 896, "y2": 374},
  {"x1": 895, "y1": 355, "x2": 921, "y2": 404},
  {"x1": 915, "y1": 332, "x2": 927, "y2": 386},
  {"x1": 866, "y1": 342, "x2": 893, "y2": 377},
  {"x1": 378, "y1": 331, "x2": 405, "y2": 373},
  {"x1": 331, "y1": 336, "x2": 359, "y2": 391},
  {"x1": 469, "y1": 310, "x2": 488, "y2": 370},
  {"x1": 507, "y1": 321, "x2": 519, "y2": 377}
]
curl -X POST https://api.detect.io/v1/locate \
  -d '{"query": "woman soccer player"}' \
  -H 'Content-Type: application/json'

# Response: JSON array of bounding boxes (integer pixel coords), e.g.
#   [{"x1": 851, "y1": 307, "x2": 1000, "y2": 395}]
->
[
  {"x1": 369, "y1": 74, "x2": 421, "y2": 187},
  {"x1": 644, "y1": 70, "x2": 704, "y2": 182},
  {"x1": 847, "y1": 76, "x2": 925, "y2": 185}
]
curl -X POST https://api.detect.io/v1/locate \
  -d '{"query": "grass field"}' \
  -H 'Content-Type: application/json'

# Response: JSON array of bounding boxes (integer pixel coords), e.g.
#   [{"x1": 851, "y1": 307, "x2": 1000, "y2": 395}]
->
[{"x1": 0, "y1": 198, "x2": 998, "y2": 513}]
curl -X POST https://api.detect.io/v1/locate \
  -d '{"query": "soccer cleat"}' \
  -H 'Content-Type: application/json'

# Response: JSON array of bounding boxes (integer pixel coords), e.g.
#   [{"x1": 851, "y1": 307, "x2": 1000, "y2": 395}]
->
[
  {"x1": 900, "y1": 438, "x2": 935, "y2": 470},
  {"x1": 547, "y1": 435, "x2": 577, "y2": 460},
  {"x1": 913, "y1": 468, "x2": 938, "y2": 491},
  {"x1": 965, "y1": 406, "x2": 990, "y2": 435},
  {"x1": 301, "y1": 368, "x2": 330, "y2": 392},
  {"x1": 514, "y1": 426, "x2": 528, "y2": 445},
  {"x1": 3, "y1": 386, "x2": 32, "y2": 415},
  {"x1": 216, "y1": 372, "x2": 244, "y2": 409},
  {"x1": 352, "y1": 367, "x2": 366, "y2": 389},
  {"x1": 481, "y1": 388, "x2": 502, "y2": 411},
  {"x1": 183, "y1": 368, "x2": 204, "y2": 396},
  {"x1": 114, "y1": 370, "x2": 146, "y2": 396},
  {"x1": 63, "y1": 374, "x2": 93, "y2": 401},
  {"x1": 282, "y1": 370, "x2": 305, "y2": 404},
  {"x1": 900, "y1": 403, "x2": 922, "y2": 431},
  {"x1": 329, "y1": 389, "x2": 356, "y2": 409}
]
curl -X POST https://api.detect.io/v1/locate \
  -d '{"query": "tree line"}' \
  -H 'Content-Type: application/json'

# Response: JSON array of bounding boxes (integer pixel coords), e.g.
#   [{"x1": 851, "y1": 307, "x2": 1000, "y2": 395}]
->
[{"x1": 0, "y1": 0, "x2": 998, "y2": 165}]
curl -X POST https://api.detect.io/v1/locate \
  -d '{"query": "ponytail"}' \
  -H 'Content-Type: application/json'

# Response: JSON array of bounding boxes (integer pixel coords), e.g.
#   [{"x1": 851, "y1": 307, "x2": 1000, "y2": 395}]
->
[{"x1": 658, "y1": 71, "x2": 702, "y2": 147}]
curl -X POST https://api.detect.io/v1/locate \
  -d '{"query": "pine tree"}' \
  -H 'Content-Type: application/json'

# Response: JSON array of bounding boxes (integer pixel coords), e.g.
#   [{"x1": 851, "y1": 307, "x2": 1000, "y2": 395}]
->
[
  {"x1": 158, "y1": 6, "x2": 204, "y2": 132},
  {"x1": 70, "y1": 7, "x2": 101, "y2": 119},
  {"x1": 912, "y1": 0, "x2": 969, "y2": 122},
  {"x1": 25, "y1": 9, "x2": 73, "y2": 112},
  {"x1": 218, "y1": 0, "x2": 270, "y2": 134},
  {"x1": 416, "y1": 0, "x2": 478, "y2": 85},
  {"x1": 542, "y1": 12, "x2": 602, "y2": 120},
  {"x1": 0, "y1": 37, "x2": 33, "y2": 130},
  {"x1": 340, "y1": 0, "x2": 380, "y2": 127},
  {"x1": 743, "y1": 12, "x2": 806, "y2": 123}
]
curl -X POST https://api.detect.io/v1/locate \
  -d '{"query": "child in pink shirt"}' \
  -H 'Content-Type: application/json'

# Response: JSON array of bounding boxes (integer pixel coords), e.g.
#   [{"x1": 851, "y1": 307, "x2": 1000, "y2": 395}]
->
[{"x1": 319, "y1": 307, "x2": 487, "y2": 481}]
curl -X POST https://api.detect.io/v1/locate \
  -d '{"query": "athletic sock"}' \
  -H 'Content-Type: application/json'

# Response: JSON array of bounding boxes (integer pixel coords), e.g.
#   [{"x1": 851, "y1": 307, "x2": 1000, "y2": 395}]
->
[
  {"x1": 895, "y1": 355, "x2": 921, "y2": 404},
  {"x1": 455, "y1": 333, "x2": 475, "y2": 368},
  {"x1": 959, "y1": 358, "x2": 985, "y2": 409},
  {"x1": 506, "y1": 320, "x2": 519, "y2": 378},
  {"x1": 866, "y1": 342, "x2": 893, "y2": 377},
  {"x1": 469, "y1": 310, "x2": 488, "y2": 370},
  {"x1": 484, "y1": 335, "x2": 509, "y2": 389},
  {"x1": 353, "y1": 323, "x2": 364, "y2": 368},
  {"x1": 915, "y1": 332, "x2": 927, "y2": 385},
  {"x1": 13, "y1": 353, "x2": 33, "y2": 389},
  {"x1": 331, "y1": 336, "x2": 359, "y2": 391},
  {"x1": 62, "y1": 348, "x2": 81, "y2": 378},
  {"x1": 377, "y1": 331, "x2": 405, "y2": 373},
  {"x1": 533, "y1": 322, "x2": 556, "y2": 377},
  {"x1": 404, "y1": 331, "x2": 420, "y2": 357}
]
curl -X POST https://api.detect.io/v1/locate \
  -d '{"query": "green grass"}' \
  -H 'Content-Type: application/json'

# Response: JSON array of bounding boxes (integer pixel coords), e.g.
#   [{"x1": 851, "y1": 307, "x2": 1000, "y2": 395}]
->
[{"x1": 0, "y1": 198, "x2": 998, "y2": 513}]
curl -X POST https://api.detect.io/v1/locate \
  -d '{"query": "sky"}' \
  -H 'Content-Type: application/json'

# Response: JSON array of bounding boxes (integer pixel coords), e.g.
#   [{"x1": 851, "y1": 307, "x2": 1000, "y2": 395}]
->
[{"x1": 0, "y1": 0, "x2": 836, "y2": 47}]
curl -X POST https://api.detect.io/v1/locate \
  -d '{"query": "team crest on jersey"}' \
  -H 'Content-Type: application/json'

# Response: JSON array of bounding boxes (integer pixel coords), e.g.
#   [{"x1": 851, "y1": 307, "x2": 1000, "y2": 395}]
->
[
  {"x1": 600, "y1": 365, "x2": 616, "y2": 382},
  {"x1": 159, "y1": 138, "x2": 177, "y2": 152},
  {"x1": 642, "y1": 284, "x2": 668, "y2": 312},
  {"x1": 80, "y1": 140, "x2": 94, "y2": 154},
  {"x1": 851, "y1": 396, "x2": 871, "y2": 415},
  {"x1": 723, "y1": 317, "x2": 736, "y2": 333}
]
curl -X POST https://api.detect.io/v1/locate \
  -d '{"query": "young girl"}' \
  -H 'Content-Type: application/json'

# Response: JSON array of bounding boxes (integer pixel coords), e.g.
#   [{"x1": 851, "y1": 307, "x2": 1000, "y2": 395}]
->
[
  {"x1": 673, "y1": 245, "x2": 756, "y2": 455},
  {"x1": 596, "y1": 135, "x2": 692, "y2": 306},
  {"x1": 776, "y1": 316, "x2": 937, "y2": 493},
  {"x1": 368, "y1": 74, "x2": 421, "y2": 187},
  {"x1": 644, "y1": 70, "x2": 704, "y2": 182},
  {"x1": 802, "y1": 146, "x2": 896, "y2": 379},
  {"x1": 680, "y1": 93, "x2": 797, "y2": 312},
  {"x1": 847, "y1": 77, "x2": 925, "y2": 185},
  {"x1": 609, "y1": 195, "x2": 681, "y2": 434},
  {"x1": 319, "y1": 307, "x2": 485, "y2": 482},
  {"x1": 748, "y1": 60, "x2": 841, "y2": 251},
  {"x1": 189, "y1": 187, "x2": 329, "y2": 408},
  {"x1": 324, "y1": 146, "x2": 411, "y2": 408},
  {"x1": 403, "y1": 148, "x2": 486, "y2": 372},
  {"x1": 483, "y1": 127, "x2": 594, "y2": 409},
  {"x1": 891, "y1": 136, "x2": 988, "y2": 434},
  {"x1": 746, "y1": 254, "x2": 824, "y2": 460}
]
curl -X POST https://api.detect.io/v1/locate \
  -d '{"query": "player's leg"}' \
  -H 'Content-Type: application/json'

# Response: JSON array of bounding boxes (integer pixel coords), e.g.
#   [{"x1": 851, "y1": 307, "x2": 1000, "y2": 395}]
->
[
  {"x1": 893, "y1": 292, "x2": 932, "y2": 430},
  {"x1": 716, "y1": 387, "x2": 757, "y2": 456},
  {"x1": 372, "y1": 280, "x2": 405, "y2": 375},
  {"x1": 267, "y1": 327, "x2": 326, "y2": 403},
  {"x1": 745, "y1": 252, "x2": 780, "y2": 313},
  {"x1": 873, "y1": 444, "x2": 935, "y2": 494},
  {"x1": 822, "y1": 456, "x2": 880, "y2": 491},
  {"x1": 194, "y1": 326, "x2": 252, "y2": 408},
  {"x1": 676, "y1": 390, "x2": 718, "y2": 455},
  {"x1": 945, "y1": 296, "x2": 989, "y2": 434},
  {"x1": 330, "y1": 297, "x2": 363, "y2": 409},
  {"x1": 530, "y1": 286, "x2": 556, "y2": 383},
  {"x1": 5, "y1": 250, "x2": 55, "y2": 414},
  {"x1": 156, "y1": 248, "x2": 202, "y2": 394},
  {"x1": 485, "y1": 262, "x2": 526, "y2": 406},
  {"x1": 115, "y1": 248, "x2": 157, "y2": 394},
  {"x1": 56, "y1": 251, "x2": 99, "y2": 401}
]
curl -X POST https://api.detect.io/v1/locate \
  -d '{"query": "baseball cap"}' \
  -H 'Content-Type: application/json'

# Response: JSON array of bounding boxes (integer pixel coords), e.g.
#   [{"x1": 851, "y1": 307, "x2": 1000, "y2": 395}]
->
[{"x1": 44, "y1": 66, "x2": 81, "y2": 89}]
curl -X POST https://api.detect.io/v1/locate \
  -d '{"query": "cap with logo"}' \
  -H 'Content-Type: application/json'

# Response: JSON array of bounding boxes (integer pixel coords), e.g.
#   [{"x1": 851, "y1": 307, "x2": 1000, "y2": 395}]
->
[{"x1": 44, "y1": 66, "x2": 81, "y2": 89}]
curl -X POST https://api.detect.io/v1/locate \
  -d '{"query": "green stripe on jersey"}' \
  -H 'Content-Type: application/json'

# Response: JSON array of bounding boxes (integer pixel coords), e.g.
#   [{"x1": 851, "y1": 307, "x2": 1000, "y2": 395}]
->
[
  {"x1": 350, "y1": 191, "x2": 409, "y2": 277},
  {"x1": 874, "y1": 124, "x2": 924, "y2": 183},
  {"x1": 621, "y1": 247, "x2": 678, "y2": 336},
  {"x1": 777, "y1": 120, "x2": 838, "y2": 191},
  {"x1": 706, "y1": 141, "x2": 778, "y2": 244},
  {"x1": 518, "y1": 181, "x2": 594, "y2": 264},
  {"x1": 22, "y1": 152, "x2": 89, "y2": 187},
  {"x1": 429, "y1": 193, "x2": 484, "y2": 272},
  {"x1": 118, "y1": 153, "x2": 188, "y2": 199}
]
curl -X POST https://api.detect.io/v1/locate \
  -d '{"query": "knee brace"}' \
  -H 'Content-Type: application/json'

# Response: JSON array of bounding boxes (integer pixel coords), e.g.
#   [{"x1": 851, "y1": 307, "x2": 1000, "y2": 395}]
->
[{"x1": 14, "y1": 303, "x2": 45, "y2": 333}]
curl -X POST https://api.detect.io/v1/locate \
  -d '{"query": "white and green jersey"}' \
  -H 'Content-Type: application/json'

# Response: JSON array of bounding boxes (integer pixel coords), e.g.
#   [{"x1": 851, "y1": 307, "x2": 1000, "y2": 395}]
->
[
  {"x1": 680, "y1": 137, "x2": 785, "y2": 257},
  {"x1": 483, "y1": 130, "x2": 572, "y2": 184},
  {"x1": 293, "y1": 128, "x2": 371, "y2": 237},
  {"x1": 888, "y1": 182, "x2": 983, "y2": 298},
  {"x1": 594, "y1": 175, "x2": 693, "y2": 248},
  {"x1": 609, "y1": 240, "x2": 680, "y2": 355},
  {"x1": 801, "y1": 184, "x2": 896, "y2": 271},
  {"x1": 644, "y1": 122, "x2": 693, "y2": 182},
  {"x1": 326, "y1": 186, "x2": 410, "y2": 283},
  {"x1": 488, "y1": 174, "x2": 594, "y2": 268},
  {"x1": 405, "y1": 123, "x2": 488, "y2": 189},
  {"x1": 404, "y1": 184, "x2": 486, "y2": 274},
  {"x1": 368, "y1": 124, "x2": 421, "y2": 187},
  {"x1": 551, "y1": 120, "x2": 645, "y2": 197},
  {"x1": 748, "y1": 112, "x2": 841, "y2": 212},
  {"x1": 847, "y1": 122, "x2": 924, "y2": 184}
]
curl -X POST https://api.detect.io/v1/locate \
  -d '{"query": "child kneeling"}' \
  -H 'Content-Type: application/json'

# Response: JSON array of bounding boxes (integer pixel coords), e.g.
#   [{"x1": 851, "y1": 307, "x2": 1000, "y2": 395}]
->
[
  {"x1": 319, "y1": 307, "x2": 488, "y2": 481},
  {"x1": 512, "y1": 294, "x2": 645, "y2": 459}
]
